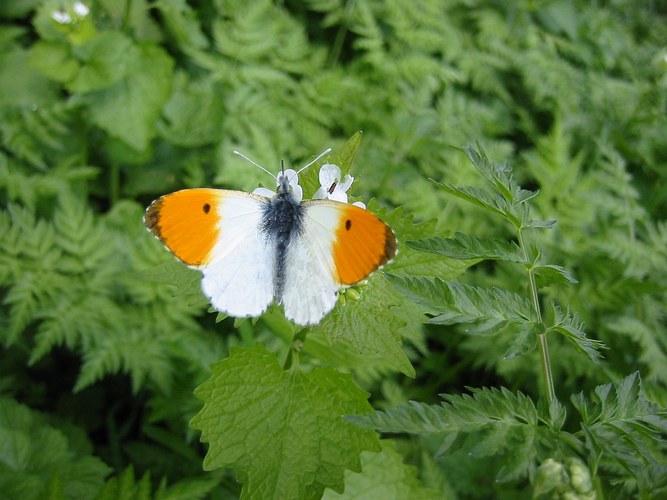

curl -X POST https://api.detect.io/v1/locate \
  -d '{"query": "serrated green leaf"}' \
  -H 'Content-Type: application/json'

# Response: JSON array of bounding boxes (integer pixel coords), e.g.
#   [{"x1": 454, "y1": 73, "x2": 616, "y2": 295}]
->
[
  {"x1": 348, "y1": 387, "x2": 564, "y2": 484},
  {"x1": 525, "y1": 219, "x2": 557, "y2": 229},
  {"x1": 379, "y1": 206, "x2": 472, "y2": 279},
  {"x1": 386, "y1": 274, "x2": 536, "y2": 328},
  {"x1": 432, "y1": 180, "x2": 519, "y2": 226},
  {"x1": 571, "y1": 372, "x2": 667, "y2": 490},
  {"x1": 546, "y1": 304, "x2": 605, "y2": 362},
  {"x1": 322, "y1": 440, "x2": 440, "y2": 500},
  {"x1": 87, "y1": 43, "x2": 174, "y2": 151},
  {"x1": 533, "y1": 263, "x2": 578, "y2": 286},
  {"x1": 349, "y1": 386, "x2": 538, "y2": 434},
  {"x1": 311, "y1": 275, "x2": 414, "y2": 377},
  {"x1": 96, "y1": 466, "x2": 152, "y2": 500},
  {"x1": 463, "y1": 145, "x2": 516, "y2": 202},
  {"x1": 190, "y1": 344, "x2": 380, "y2": 500},
  {"x1": 503, "y1": 323, "x2": 538, "y2": 360},
  {"x1": 407, "y1": 233, "x2": 525, "y2": 262}
]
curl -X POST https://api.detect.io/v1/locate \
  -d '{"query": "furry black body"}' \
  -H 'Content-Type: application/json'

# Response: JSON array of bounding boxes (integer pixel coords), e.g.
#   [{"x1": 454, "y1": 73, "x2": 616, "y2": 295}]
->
[{"x1": 260, "y1": 175, "x2": 305, "y2": 301}]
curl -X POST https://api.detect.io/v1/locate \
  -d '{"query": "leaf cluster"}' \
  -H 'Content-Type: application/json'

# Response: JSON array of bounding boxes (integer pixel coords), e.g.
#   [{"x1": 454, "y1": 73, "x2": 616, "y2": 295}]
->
[{"x1": 357, "y1": 147, "x2": 666, "y2": 497}]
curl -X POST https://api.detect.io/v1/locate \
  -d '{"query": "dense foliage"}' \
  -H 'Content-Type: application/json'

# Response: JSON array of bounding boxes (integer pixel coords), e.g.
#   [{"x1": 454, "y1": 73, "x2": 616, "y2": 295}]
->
[{"x1": 1, "y1": 0, "x2": 666, "y2": 498}]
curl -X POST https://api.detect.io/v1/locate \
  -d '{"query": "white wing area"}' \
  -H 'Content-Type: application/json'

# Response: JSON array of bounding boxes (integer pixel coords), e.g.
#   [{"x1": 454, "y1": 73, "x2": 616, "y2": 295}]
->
[
  {"x1": 281, "y1": 203, "x2": 341, "y2": 325},
  {"x1": 201, "y1": 193, "x2": 275, "y2": 319}
]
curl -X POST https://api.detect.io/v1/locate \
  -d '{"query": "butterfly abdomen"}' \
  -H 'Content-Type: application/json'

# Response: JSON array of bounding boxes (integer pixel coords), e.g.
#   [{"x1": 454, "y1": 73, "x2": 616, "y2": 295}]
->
[{"x1": 260, "y1": 189, "x2": 305, "y2": 302}]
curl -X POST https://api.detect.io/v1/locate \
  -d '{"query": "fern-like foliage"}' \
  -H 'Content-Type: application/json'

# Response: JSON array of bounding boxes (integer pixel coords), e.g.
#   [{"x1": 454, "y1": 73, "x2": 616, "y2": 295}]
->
[
  {"x1": 397, "y1": 146, "x2": 604, "y2": 364},
  {"x1": 571, "y1": 372, "x2": 667, "y2": 495},
  {"x1": 353, "y1": 372, "x2": 666, "y2": 494},
  {"x1": 370, "y1": 146, "x2": 665, "y2": 496},
  {"x1": 350, "y1": 386, "x2": 568, "y2": 483},
  {"x1": 0, "y1": 169, "x2": 222, "y2": 394}
]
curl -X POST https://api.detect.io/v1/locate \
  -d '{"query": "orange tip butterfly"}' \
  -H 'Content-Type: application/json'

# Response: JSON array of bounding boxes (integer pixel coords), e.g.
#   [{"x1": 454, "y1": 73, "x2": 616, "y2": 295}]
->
[{"x1": 144, "y1": 149, "x2": 397, "y2": 326}]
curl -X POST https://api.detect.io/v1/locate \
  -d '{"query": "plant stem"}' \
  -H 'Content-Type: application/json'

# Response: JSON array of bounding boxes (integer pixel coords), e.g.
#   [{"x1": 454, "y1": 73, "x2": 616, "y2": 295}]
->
[
  {"x1": 110, "y1": 161, "x2": 120, "y2": 205},
  {"x1": 518, "y1": 228, "x2": 556, "y2": 401}
]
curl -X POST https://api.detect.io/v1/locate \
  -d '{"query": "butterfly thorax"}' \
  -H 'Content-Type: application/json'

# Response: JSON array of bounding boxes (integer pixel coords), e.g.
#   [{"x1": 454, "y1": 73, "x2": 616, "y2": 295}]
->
[{"x1": 260, "y1": 175, "x2": 305, "y2": 301}]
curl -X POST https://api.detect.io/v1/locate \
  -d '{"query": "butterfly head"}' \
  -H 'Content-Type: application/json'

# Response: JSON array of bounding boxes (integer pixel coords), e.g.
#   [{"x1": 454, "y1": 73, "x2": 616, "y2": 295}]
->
[{"x1": 275, "y1": 168, "x2": 303, "y2": 202}]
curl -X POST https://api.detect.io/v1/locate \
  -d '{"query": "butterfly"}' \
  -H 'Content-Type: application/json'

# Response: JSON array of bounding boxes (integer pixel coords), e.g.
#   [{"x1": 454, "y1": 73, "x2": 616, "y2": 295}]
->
[{"x1": 144, "y1": 150, "x2": 397, "y2": 326}]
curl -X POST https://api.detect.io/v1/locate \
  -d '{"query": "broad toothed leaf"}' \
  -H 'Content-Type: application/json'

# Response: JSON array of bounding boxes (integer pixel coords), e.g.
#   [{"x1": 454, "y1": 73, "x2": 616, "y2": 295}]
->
[{"x1": 190, "y1": 344, "x2": 379, "y2": 499}]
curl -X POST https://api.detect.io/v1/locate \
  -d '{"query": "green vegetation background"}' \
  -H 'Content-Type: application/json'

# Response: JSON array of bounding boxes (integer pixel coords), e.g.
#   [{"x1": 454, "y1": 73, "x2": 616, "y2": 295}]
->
[{"x1": 1, "y1": 0, "x2": 666, "y2": 498}]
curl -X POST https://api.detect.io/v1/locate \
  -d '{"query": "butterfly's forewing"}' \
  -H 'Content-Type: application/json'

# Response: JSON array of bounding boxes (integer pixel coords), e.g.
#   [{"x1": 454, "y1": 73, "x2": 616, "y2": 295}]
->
[
  {"x1": 145, "y1": 189, "x2": 275, "y2": 318},
  {"x1": 280, "y1": 200, "x2": 397, "y2": 325},
  {"x1": 145, "y1": 188, "x2": 223, "y2": 267}
]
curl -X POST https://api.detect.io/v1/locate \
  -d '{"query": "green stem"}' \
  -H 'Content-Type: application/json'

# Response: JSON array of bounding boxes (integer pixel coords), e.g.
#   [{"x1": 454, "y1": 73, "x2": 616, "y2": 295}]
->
[
  {"x1": 518, "y1": 227, "x2": 556, "y2": 401},
  {"x1": 283, "y1": 328, "x2": 308, "y2": 370},
  {"x1": 328, "y1": 0, "x2": 356, "y2": 65},
  {"x1": 109, "y1": 161, "x2": 120, "y2": 205}
]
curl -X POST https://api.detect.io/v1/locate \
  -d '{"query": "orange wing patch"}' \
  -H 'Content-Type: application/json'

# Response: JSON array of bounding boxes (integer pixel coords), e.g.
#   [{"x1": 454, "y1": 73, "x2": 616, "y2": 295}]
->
[
  {"x1": 145, "y1": 189, "x2": 222, "y2": 267},
  {"x1": 332, "y1": 205, "x2": 397, "y2": 285}
]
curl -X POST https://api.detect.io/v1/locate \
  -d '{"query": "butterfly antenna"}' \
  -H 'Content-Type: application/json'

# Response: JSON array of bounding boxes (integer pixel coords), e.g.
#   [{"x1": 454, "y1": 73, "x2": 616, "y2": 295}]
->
[
  {"x1": 295, "y1": 147, "x2": 332, "y2": 175},
  {"x1": 233, "y1": 150, "x2": 277, "y2": 180}
]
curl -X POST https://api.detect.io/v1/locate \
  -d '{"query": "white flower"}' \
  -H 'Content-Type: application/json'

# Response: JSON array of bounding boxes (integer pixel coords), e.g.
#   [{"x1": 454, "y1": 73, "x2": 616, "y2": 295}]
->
[
  {"x1": 313, "y1": 163, "x2": 366, "y2": 209},
  {"x1": 73, "y1": 2, "x2": 90, "y2": 16},
  {"x1": 253, "y1": 169, "x2": 303, "y2": 203},
  {"x1": 51, "y1": 10, "x2": 72, "y2": 24}
]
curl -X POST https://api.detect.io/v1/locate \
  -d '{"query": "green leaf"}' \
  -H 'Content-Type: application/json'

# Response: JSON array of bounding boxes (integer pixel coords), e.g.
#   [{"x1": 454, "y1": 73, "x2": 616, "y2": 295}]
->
[
  {"x1": 68, "y1": 31, "x2": 133, "y2": 93},
  {"x1": 525, "y1": 219, "x2": 557, "y2": 229},
  {"x1": 190, "y1": 344, "x2": 380, "y2": 500},
  {"x1": 533, "y1": 263, "x2": 578, "y2": 286},
  {"x1": 503, "y1": 323, "x2": 538, "y2": 360},
  {"x1": 432, "y1": 180, "x2": 520, "y2": 226},
  {"x1": 0, "y1": 46, "x2": 56, "y2": 108},
  {"x1": 0, "y1": 397, "x2": 111, "y2": 499},
  {"x1": 387, "y1": 274, "x2": 536, "y2": 329},
  {"x1": 348, "y1": 387, "x2": 566, "y2": 483},
  {"x1": 96, "y1": 467, "x2": 152, "y2": 500},
  {"x1": 28, "y1": 41, "x2": 79, "y2": 84},
  {"x1": 464, "y1": 146, "x2": 525, "y2": 204},
  {"x1": 154, "y1": 0, "x2": 210, "y2": 52},
  {"x1": 546, "y1": 304, "x2": 605, "y2": 362},
  {"x1": 311, "y1": 275, "x2": 414, "y2": 377},
  {"x1": 349, "y1": 386, "x2": 539, "y2": 434},
  {"x1": 158, "y1": 72, "x2": 225, "y2": 147},
  {"x1": 571, "y1": 372, "x2": 667, "y2": 491},
  {"x1": 87, "y1": 43, "x2": 174, "y2": 151},
  {"x1": 322, "y1": 440, "x2": 439, "y2": 500},
  {"x1": 96, "y1": 466, "x2": 221, "y2": 500},
  {"x1": 407, "y1": 233, "x2": 525, "y2": 262},
  {"x1": 380, "y1": 206, "x2": 472, "y2": 279}
]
